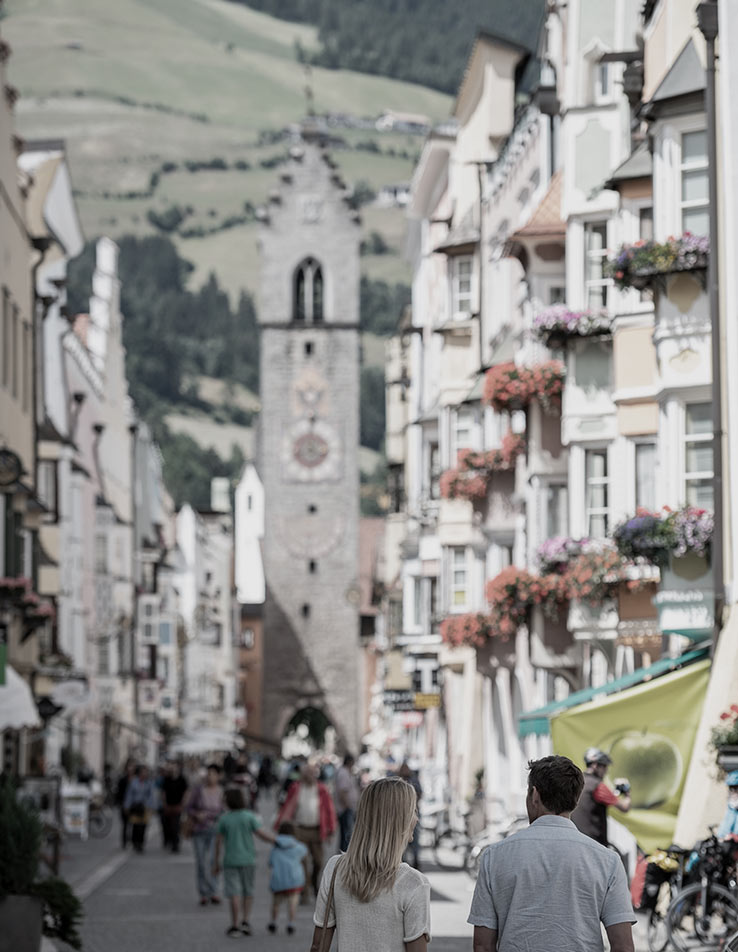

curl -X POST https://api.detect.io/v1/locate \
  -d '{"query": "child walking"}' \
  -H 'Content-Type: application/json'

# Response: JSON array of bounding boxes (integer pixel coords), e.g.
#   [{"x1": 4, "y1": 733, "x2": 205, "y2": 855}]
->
[
  {"x1": 213, "y1": 787, "x2": 276, "y2": 937},
  {"x1": 267, "y1": 821, "x2": 309, "y2": 935}
]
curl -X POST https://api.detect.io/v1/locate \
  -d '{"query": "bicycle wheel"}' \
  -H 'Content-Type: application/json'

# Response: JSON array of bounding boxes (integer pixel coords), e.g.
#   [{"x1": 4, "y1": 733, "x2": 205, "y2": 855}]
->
[
  {"x1": 665, "y1": 882, "x2": 738, "y2": 951},
  {"x1": 433, "y1": 829, "x2": 469, "y2": 870},
  {"x1": 88, "y1": 807, "x2": 113, "y2": 838}
]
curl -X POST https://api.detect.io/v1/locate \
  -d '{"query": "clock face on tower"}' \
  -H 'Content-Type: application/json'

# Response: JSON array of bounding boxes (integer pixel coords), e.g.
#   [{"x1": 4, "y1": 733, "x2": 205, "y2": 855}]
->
[{"x1": 282, "y1": 418, "x2": 342, "y2": 482}]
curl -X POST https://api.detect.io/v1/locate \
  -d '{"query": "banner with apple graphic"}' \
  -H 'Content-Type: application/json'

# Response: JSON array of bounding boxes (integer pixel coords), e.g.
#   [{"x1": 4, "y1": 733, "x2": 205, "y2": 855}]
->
[{"x1": 551, "y1": 659, "x2": 710, "y2": 853}]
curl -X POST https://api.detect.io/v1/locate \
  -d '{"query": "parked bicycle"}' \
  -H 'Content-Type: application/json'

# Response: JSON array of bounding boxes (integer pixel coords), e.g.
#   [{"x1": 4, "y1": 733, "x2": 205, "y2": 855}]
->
[
  {"x1": 641, "y1": 846, "x2": 691, "y2": 952},
  {"x1": 87, "y1": 791, "x2": 114, "y2": 838},
  {"x1": 417, "y1": 804, "x2": 471, "y2": 870},
  {"x1": 664, "y1": 830, "x2": 738, "y2": 951}
]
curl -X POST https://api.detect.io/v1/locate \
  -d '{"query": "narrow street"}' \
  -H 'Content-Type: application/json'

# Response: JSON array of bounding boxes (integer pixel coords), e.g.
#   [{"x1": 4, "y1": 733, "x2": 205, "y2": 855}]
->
[{"x1": 53, "y1": 811, "x2": 651, "y2": 952}]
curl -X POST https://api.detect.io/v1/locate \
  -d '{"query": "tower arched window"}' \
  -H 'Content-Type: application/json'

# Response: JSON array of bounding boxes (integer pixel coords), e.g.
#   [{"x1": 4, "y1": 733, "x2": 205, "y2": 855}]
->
[{"x1": 293, "y1": 258, "x2": 324, "y2": 323}]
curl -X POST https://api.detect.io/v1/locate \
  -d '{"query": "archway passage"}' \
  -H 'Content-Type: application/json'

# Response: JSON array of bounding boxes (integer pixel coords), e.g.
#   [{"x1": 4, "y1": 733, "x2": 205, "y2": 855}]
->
[{"x1": 281, "y1": 706, "x2": 337, "y2": 762}]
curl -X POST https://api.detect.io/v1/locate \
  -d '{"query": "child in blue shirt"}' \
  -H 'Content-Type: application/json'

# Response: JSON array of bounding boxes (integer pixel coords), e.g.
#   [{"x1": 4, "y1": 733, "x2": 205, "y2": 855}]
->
[{"x1": 267, "y1": 821, "x2": 309, "y2": 935}]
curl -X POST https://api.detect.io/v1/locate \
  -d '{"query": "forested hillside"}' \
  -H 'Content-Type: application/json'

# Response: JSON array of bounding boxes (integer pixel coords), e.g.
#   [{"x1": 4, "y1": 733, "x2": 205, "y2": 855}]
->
[{"x1": 228, "y1": 0, "x2": 546, "y2": 94}]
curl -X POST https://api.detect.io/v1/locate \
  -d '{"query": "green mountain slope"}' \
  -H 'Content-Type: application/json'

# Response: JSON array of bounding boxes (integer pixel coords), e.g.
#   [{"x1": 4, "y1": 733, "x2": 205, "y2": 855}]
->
[{"x1": 5, "y1": 0, "x2": 450, "y2": 302}]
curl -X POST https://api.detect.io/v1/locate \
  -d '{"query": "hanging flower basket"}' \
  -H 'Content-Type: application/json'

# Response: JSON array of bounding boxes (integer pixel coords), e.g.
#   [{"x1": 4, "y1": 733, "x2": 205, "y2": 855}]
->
[
  {"x1": 483, "y1": 360, "x2": 565, "y2": 414},
  {"x1": 532, "y1": 306, "x2": 612, "y2": 346},
  {"x1": 606, "y1": 233, "x2": 709, "y2": 291},
  {"x1": 440, "y1": 432, "x2": 526, "y2": 502}
]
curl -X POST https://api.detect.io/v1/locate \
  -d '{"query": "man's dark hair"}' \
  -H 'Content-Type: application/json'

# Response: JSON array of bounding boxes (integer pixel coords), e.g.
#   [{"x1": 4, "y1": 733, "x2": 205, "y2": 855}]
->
[
  {"x1": 343, "y1": 753, "x2": 355, "y2": 766},
  {"x1": 225, "y1": 787, "x2": 246, "y2": 810},
  {"x1": 278, "y1": 821, "x2": 295, "y2": 836},
  {"x1": 527, "y1": 756, "x2": 584, "y2": 814}
]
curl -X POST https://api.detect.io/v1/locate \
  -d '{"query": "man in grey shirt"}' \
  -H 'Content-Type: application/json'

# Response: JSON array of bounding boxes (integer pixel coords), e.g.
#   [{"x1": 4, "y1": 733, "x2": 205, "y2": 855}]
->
[{"x1": 468, "y1": 755, "x2": 635, "y2": 952}]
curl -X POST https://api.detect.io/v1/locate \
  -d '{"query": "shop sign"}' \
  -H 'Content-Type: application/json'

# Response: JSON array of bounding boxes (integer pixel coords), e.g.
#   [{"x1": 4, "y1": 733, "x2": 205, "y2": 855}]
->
[
  {"x1": 384, "y1": 689, "x2": 414, "y2": 711},
  {"x1": 414, "y1": 692, "x2": 441, "y2": 710}
]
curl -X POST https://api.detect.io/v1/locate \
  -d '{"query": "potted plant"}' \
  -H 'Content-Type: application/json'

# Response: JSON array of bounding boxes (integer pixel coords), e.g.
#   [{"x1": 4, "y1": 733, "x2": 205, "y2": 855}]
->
[
  {"x1": 710, "y1": 706, "x2": 738, "y2": 771},
  {"x1": 439, "y1": 432, "x2": 525, "y2": 502},
  {"x1": 0, "y1": 777, "x2": 83, "y2": 951}
]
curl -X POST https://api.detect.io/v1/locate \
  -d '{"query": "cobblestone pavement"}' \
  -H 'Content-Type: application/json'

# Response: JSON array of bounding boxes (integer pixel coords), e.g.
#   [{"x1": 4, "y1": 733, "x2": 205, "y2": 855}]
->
[{"x1": 51, "y1": 811, "x2": 651, "y2": 951}]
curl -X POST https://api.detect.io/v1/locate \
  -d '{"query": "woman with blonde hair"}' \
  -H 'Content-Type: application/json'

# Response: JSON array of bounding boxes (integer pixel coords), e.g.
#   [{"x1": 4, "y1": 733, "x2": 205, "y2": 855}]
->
[{"x1": 309, "y1": 777, "x2": 431, "y2": 951}]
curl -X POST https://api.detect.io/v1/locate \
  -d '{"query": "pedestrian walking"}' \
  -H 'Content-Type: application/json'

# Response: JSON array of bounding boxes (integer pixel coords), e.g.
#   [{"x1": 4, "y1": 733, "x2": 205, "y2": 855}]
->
[
  {"x1": 468, "y1": 755, "x2": 635, "y2": 952},
  {"x1": 310, "y1": 776, "x2": 431, "y2": 952},
  {"x1": 276, "y1": 763, "x2": 336, "y2": 905},
  {"x1": 335, "y1": 754, "x2": 360, "y2": 852},
  {"x1": 115, "y1": 759, "x2": 135, "y2": 849},
  {"x1": 123, "y1": 765, "x2": 157, "y2": 854},
  {"x1": 213, "y1": 786, "x2": 277, "y2": 937},
  {"x1": 162, "y1": 760, "x2": 188, "y2": 853},
  {"x1": 266, "y1": 820, "x2": 308, "y2": 935},
  {"x1": 570, "y1": 747, "x2": 631, "y2": 847},
  {"x1": 187, "y1": 763, "x2": 225, "y2": 906}
]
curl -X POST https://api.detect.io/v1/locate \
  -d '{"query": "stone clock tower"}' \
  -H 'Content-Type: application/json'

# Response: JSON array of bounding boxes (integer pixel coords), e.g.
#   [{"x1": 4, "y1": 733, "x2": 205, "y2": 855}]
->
[{"x1": 256, "y1": 132, "x2": 361, "y2": 753}]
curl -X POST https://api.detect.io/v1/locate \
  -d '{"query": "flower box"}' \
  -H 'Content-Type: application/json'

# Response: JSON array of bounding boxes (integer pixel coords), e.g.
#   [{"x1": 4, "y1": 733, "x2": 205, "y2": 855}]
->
[
  {"x1": 532, "y1": 306, "x2": 612, "y2": 346},
  {"x1": 613, "y1": 506, "x2": 713, "y2": 567},
  {"x1": 483, "y1": 360, "x2": 565, "y2": 414},
  {"x1": 440, "y1": 432, "x2": 525, "y2": 502},
  {"x1": 607, "y1": 233, "x2": 709, "y2": 292}
]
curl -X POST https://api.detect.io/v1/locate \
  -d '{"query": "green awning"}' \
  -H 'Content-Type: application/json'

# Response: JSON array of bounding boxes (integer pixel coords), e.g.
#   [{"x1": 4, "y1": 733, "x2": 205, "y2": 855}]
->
[{"x1": 518, "y1": 642, "x2": 710, "y2": 737}]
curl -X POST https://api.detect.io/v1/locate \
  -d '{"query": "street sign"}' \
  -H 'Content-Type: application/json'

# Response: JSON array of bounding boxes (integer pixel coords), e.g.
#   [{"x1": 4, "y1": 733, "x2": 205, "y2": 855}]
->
[
  {"x1": 414, "y1": 692, "x2": 441, "y2": 710},
  {"x1": 384, "y1": 689, "x2": 414, "y2": 711}
]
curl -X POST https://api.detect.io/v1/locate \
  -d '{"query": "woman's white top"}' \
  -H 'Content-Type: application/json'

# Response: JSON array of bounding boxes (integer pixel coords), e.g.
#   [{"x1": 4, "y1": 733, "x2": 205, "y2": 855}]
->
[{"x1": 314, "y1": 854, "x2": 431, "y2": 950}]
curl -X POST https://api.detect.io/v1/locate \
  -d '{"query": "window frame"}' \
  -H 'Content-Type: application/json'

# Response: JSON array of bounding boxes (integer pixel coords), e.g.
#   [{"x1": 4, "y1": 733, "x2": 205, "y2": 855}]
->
[
  {"x1": 683, "y1": 401, "x2": 713, "y2": 509},
  {"x1": 584, "y1": 447, "x2": 610, "y2": 538},
  {"x1": 583, "y1": 221, "x2": 611, "y2": 311},
  {"x1": 633, "y1": 439, "x2": 657, "y2": 513},
  {"x1": 450, "y1": 546, "x2": 469, "y2": 611},
  {"x1": 293, "y1": 258, "x2": 324, "y2": 324},
  {"x1": 679, "y1": 129, "x2": 709, "y2": 236},
  {"x1": 450, "y1": 254, "x2": 475, "y2": 320}
]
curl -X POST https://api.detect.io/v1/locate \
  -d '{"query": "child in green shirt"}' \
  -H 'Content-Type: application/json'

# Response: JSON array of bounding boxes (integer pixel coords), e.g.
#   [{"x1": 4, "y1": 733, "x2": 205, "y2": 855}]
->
[{"x1": 214, "y1": 787, "x2": 276, "y2": 936}]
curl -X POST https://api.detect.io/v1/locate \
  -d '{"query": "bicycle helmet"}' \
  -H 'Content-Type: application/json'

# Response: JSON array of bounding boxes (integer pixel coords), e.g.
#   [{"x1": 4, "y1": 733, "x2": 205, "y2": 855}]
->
[
  {"x1": 584, "y1": 747, "x2": 612, "y2": 766},
  {"x1": 725, "y1": 769, "x2": 738, "y2": 787}
]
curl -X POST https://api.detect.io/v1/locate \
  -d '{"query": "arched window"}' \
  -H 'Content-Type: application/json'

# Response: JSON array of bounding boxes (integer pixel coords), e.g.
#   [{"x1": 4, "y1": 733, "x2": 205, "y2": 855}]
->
[{"x1": 293, "y1": 258, "x2": 324, "y2": 323}]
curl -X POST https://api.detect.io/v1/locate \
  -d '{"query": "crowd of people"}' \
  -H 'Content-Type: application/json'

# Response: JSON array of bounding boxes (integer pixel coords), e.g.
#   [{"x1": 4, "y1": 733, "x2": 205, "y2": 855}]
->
[
  {"x1": 109, "y1": 747, "x2": 678, "y2": 949},
  {"x1": 110, "y1": 750, "x2": 386, "y2": 937}
]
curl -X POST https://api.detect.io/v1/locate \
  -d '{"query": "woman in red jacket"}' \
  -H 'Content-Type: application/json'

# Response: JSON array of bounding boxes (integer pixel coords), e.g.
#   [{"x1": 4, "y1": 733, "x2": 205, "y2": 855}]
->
[{"x1": 276, "y1": 763, "x2": 336, "y2": 904}]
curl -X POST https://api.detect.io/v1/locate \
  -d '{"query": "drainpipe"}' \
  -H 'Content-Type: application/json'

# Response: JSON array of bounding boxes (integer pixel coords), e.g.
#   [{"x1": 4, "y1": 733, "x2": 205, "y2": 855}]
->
[
  {"x1": 697, "y1": 0, "x2": 723, "y2": 648},
  {"x1": 476, "y1": 162, "x2": 485, "y2": 372}
]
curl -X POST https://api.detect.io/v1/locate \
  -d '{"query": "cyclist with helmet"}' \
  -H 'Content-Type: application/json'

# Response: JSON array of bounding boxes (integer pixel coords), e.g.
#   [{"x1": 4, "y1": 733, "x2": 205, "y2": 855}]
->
[
  {"x1": 571, "y1": 748, "x2": 631, "y2": 847},
  {"x1": 718, "y1": 770, "x2": 738, "y2": 839}
]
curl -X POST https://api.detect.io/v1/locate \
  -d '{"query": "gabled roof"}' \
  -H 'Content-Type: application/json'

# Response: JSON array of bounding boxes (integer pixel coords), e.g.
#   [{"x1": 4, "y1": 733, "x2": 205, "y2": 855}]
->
[
  {"x1": 454, "y1": 31, "x2": 530, "y2": 121},
  {"x1": 649, "y1": 38, "x2": 705, "y2": 105},
  {"x1": 604, "y1": 143, "x2": 652, "y2": 189},
  {"x1": 434, "y1": 204, "x2": 479, "y2": 254},
  {"x1": 511, "y1": 170, "x2": 564, "y2": 239}
]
